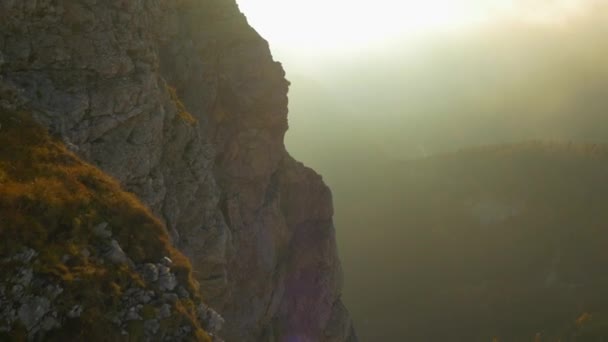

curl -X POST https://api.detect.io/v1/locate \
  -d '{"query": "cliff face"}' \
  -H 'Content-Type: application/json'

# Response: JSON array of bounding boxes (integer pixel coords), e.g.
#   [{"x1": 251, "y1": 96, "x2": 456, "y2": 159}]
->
[
  {"x1": 0, "y1": 0, "x2": 355, "y2": 341},
  {"x1": 0, "y1": 112, "x2": 221, "y2": 341}
]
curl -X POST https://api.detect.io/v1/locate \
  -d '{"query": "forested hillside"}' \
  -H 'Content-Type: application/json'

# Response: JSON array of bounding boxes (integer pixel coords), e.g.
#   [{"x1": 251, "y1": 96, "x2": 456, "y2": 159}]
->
[{"x1": 334, "y1": 143, "x2": 608, "y2": 341}]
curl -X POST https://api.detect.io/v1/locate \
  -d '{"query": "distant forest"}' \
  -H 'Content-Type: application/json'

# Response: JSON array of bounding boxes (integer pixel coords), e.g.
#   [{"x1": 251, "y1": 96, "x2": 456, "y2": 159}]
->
[
  {"x1": 334, "y1": 143, "x2": 608, "y2": 340},
  {"x1": 285, "y1": 8, "x2": 608, "y2": 340}
]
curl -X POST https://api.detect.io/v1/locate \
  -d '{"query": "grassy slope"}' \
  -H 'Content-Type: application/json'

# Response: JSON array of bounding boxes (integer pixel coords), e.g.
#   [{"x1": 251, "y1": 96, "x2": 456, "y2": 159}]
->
[
  {"x1": 336, "y1": 142, "x2": 608, "y2": 341},
  {"x1": 0, "y1": 111, "x2": 209, "y2": 341}
]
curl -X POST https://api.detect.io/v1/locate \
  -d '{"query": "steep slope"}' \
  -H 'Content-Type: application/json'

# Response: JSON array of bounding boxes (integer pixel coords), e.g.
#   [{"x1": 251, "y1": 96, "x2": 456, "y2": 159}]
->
[
  {"x1": 0, "y1": 1, "x2": 354, "y2": 341},
  {"x1": 332, "y1": 142, "x2": 608, "y2": 341},
  {"x1": 0, "y1": 111, "x2": 221, "y2": 341}
]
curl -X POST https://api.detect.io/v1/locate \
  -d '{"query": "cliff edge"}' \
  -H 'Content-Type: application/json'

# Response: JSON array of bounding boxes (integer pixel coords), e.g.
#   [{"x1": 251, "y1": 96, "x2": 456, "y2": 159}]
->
[{"x1": 0, "y1": 0, "x2": 356, "y2": 341}]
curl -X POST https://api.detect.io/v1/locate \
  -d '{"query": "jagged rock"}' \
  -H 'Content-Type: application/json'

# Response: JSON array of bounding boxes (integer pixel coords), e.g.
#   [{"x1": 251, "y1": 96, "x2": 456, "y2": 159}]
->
[
  {"x1": 121, "y1": 288, "x2": 145, "y2": 308},
  {"x1": 0, "y1": 148, "x2": 213, "y2": 340},
  {"x1": 39, "y1": 313, "x2": 60, "y2": 333},
  {"x1": 11, "y1": 248, "x2": 38, "y2": 264},
  {"x1": 0, "y1": 0, "x2": 355, "y2": 340},
  {"x1": 68, "y1": 305, "x2": 83, "y2": 318},
  {"x1": 141, "y1": 263, "x2": 159, "y2": 283},
  {"x1": 125, "y1": 307, "x2": 142, "y2": 321},
  {"x1": 93, "y1": 222, "x2": 112, "y2": 239},
  {"x1": 0, "y1": 296, "x2": 15, "y2": 332},
  {"x1": 18, "y1": 296, "x2": 52, "y2": 333},
  {"x1": 161, "y1": 257, "x2": 173, "y2": 266},
  {"x1": 144, "y1": 319, "x2": 161, "y2": 335},
  {"x1": 198, "y1": 303, "x2": 225, "y2": 335},
  {"x1": 159, "y1": 304, "x2": 172, "y2": 320},
  {"x1": 157, "y1": 265, "x2": 177, "y2": 292},
  {"x1": 15, "y1": 268, "x2": 33, "y2": 288},
  {"x1": 101, "y1": 240, "x2": 132, "y2": 266},
  {"x1": 45, "y1": 285, "x2": 63, "y2": 300},
  {"x1": 11, "y1": 285, "x2": 24, "y2": 299},
  {"x1": 176, "y1": 286, "x2": 190, "y2": 299}
]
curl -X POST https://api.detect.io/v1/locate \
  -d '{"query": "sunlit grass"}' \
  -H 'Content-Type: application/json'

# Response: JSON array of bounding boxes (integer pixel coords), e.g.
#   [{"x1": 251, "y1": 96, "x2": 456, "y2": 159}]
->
[{"x1": 0, "y1": 111, "x2": 209, "y2": 341}]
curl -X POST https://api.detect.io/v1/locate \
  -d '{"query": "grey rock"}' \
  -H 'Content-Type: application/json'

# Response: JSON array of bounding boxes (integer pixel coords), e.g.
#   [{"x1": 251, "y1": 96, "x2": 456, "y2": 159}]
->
[
  {"x1": 178, "y1": 325, "x2": 192, "y2": 336},
  {"x1": 0, "y1": 296, "x2": 16, "y2": 331},
  {"x1": 136, "y1": 291, "x2": 153, "y2": 304},
  {"x1": 40, "y1": 313, "x2": 60, "y2": 332},
  {"x1": 158, "y1": 304, "x2": 172, "y2": 319},
  {"x1": 157, "y1": 265, "x2": 170, "y2": 276},
  {"x1": 210, "y1": 333, "x2": 225, "y2": 342},
  {"x1": 0, "y1": 0, "x2": 356, "y2": 339},
  {"x1": 11, "y1": 284, "x2": 24, "y2": 299},
  {"x1": 198, "y1": 303, "x2": 225, "y2": 335},
  {"x1": 102, "y1": 240, "x2": 132, "y2": 265},
  {"x1": 18, "y1": 296, "x2": 51, "y2": 332},
  {"x1": 67, "y1": 305, "x2": 83, "y2": 318},
  {"x1": 63, "y1": 139, "x2": 80, "y2": 153},
  {"x1": 45, "y1": 285, "x2": 63, "y2": 300},
  {"x1": 157, "y1": 266, "x2": 177, "y2": 291},
  {"x1": 12, "y1": 248, "x2": 38, "y2": 264},
  {"x1": 15, "y1": 268, "x2": 33, "y2": 288},
  {"x1": 144, "y1": 319, "x2": 160, "y2": 335},
  {"x1": 141, "y1": 263, "x2": 159, "y2": 283},
  {"x1": 93, "y1": 222, "x2": 112, "y2": 239},
  {"x1": 160, "y1": 256, "x2": 173, "y2": 266},
  {"x1": 176, "y1": 286, "x2": 190, "y2": 299},
  {"x1": 125, "y1": 307, "x2": 142, "y2": 321}
]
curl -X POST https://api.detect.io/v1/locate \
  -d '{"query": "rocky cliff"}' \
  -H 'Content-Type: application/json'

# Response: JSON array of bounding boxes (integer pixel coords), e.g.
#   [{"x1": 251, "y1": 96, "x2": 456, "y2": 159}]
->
[
  {"x1": 0, "y1": 112, "x2": 222, "y2": 341},
  {"x1": 0, "y1": 0, "x2": 356, "y2": 341}
]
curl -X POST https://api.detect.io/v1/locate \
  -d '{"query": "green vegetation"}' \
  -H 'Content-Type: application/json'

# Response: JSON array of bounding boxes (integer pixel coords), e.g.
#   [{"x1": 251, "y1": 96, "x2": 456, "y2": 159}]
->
[{"x1": 0, "y1": 111, "x2": 209, "y2": 341}]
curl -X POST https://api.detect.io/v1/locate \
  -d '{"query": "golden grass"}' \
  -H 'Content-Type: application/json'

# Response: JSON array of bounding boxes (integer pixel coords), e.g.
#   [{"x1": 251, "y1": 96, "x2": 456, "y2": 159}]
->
[
  {"x1": 0, "y1": 111, "x2": 209, "y2": 341},
  {"x1": 166, "y1": 85, "x2": 197, "y2": 125}
]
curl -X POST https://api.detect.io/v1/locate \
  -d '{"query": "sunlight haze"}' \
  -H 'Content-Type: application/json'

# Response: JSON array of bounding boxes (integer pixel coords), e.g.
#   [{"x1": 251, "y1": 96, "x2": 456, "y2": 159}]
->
[
  {"x1": 233, "y1": 1, "x2": 608, "y2": 340},
  {"x1": 3, "y1": 0, "x2": 608, "y2": 341},
  {"x1": 237, "y1": 0, "x2": 591, "y2": 59}
]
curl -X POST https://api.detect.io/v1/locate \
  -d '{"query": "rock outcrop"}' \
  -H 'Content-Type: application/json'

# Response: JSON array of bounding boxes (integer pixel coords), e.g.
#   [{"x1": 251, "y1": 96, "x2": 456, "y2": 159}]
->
[
  {"x1": 0, "y1": 112, "x2": 219, "y2": 341},
  {"x1": 0, "y1": 0, "x2": 355, "y2": 341}
]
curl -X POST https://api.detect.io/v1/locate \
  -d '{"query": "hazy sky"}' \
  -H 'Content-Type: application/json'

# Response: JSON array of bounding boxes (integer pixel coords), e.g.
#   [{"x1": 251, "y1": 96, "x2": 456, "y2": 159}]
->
[{"x1": 237, "y1": 0, "x2": 592, "y2": 60}]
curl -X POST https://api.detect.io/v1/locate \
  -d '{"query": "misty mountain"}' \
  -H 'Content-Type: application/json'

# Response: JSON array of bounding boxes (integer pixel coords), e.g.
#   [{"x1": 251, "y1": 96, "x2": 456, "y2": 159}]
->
[
  {"x1": 338, "y1": 142, "x2": 608, "y2": 341},
  {"x1": 283, "y1": 7, "x2": 608, "y2": 341},
  {"x1": 287, "y1": 10, "x2": 608, "y2": 164}
]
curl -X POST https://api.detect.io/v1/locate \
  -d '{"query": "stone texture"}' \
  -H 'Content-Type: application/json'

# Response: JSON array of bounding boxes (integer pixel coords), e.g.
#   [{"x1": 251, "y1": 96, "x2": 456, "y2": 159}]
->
[
  {"x1": 0, "y1": 0, "x2": 356, "y2": 340},
  {"x1": 101, "y1": 239, "x2": 132, "y2": 266},
  {"x1": 0, "y1": 248, "x2": 207, "y2": 341}
]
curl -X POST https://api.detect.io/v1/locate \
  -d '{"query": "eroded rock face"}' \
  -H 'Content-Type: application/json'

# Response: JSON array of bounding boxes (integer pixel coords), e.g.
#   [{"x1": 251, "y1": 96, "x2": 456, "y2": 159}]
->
[
  {"x1": 0, "y1": 0, "x2": 355, "y2": 340},
  {"x1": 0, "y1": 246, "x2": 217, "y2": 341}
]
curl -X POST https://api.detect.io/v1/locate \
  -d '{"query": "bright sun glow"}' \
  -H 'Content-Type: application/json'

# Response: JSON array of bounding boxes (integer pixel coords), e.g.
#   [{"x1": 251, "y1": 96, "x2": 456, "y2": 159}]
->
[
  {"x1": 237, "y1": 0, "x2": 480, "y2": 53},
  {"x1": 236, "y1": 0, "x2": 590, "y2": 56}
]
